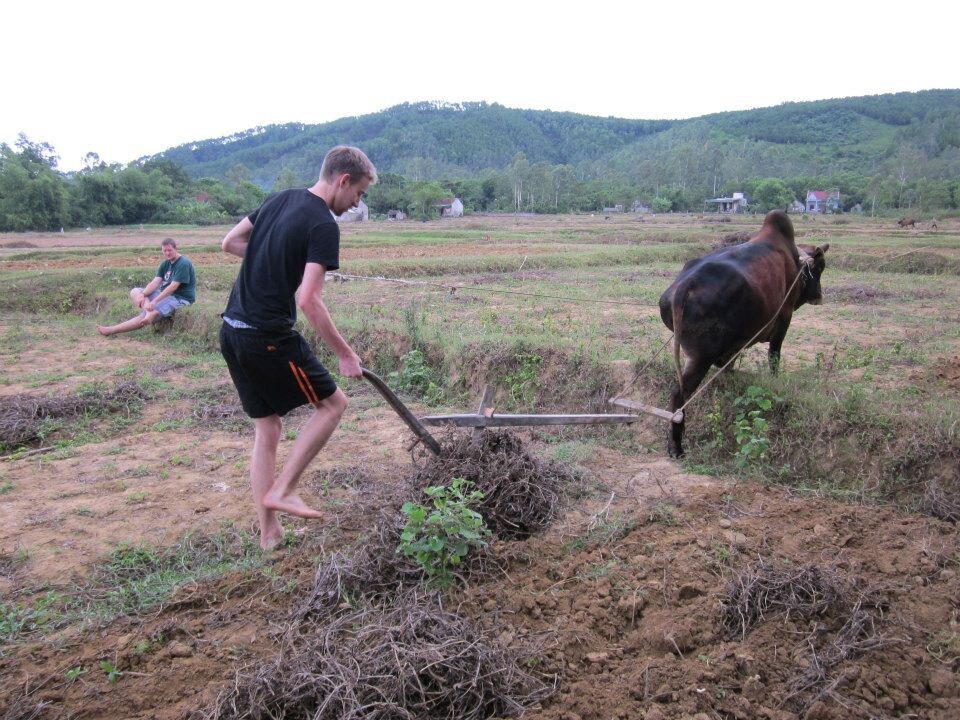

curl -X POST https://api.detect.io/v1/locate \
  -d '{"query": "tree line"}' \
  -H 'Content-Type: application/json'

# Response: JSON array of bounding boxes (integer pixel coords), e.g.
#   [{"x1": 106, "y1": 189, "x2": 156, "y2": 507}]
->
[
  {"x1": 3, "y1": 130, "x2": 959, "y2": 233},
  {"x1": 0, "y1": 135, "x2": 267, "y2": 232}
]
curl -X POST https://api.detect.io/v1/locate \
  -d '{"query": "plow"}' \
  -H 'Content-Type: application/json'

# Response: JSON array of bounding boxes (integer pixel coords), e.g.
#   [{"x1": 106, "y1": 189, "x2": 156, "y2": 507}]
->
[{"x1": 360, "y1": 368, "x2": 682, "y2": 455}]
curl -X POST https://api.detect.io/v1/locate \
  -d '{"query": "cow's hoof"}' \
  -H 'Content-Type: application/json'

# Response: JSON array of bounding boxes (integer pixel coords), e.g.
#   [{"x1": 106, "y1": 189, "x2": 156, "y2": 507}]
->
[{"x1": 667, "y1": 445, "x2": 684, "y2": 459}]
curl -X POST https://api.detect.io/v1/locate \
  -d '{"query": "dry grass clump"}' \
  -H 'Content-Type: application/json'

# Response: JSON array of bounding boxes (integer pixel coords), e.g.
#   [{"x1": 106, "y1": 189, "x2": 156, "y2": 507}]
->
[
  {"x1": 303, "y1": 520, "x2": 424, "y2": 616},
  {"x1": 410, "y1": 430, "x2": 576, "y2": 540},
  {"x1": 719, "y1": 560, "x2": 852, "y2": 640},
  {"x1": 0, "y1": 381, "x2": 148, "y2": 449},
  {"x1": 719, "y1": 559, "x2": 891, "y2": 712},
  {"x1": 208, "y1": 591, "x2": 552, "y2": 720},
  {"x1": 304, "y1": 514, "x2": 506, "y2": 617},
  {"x1": 921, "y1": 478, "x2": 960, "y2": 523}
]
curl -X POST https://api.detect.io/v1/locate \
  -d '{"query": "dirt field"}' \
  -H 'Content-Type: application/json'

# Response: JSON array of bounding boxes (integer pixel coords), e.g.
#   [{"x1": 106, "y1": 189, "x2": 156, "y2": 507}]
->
[{"x1": 1, "y1": 214, "x2": 958, "y2": 719}]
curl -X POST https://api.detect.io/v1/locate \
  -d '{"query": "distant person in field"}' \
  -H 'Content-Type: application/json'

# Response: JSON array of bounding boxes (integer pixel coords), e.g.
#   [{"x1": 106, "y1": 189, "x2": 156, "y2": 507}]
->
[
  {"x1": 97, "y1": 238, "x2": 196, "y2": 336},
  {"x1": 219, "y1": 145, "x2": 376, "y2": 551}
]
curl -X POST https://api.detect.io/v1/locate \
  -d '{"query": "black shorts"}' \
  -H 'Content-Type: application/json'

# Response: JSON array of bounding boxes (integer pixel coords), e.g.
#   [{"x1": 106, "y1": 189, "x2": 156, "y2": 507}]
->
[{"x1": 219, "y1": 323, "x2": 338, "y2": 418}]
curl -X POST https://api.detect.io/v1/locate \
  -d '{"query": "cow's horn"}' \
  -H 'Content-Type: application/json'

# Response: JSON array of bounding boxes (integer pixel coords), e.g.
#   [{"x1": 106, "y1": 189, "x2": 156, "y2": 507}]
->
[{"x1": 797, "y1": 248, "x2": 813, "y2": 266}]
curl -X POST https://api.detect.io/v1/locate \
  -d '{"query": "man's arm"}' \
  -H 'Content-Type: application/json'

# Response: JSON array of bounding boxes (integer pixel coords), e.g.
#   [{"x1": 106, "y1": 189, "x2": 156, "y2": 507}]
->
[
  {"x1": 296, "y1": 262, "x2": 362, "y2": 378},
  {"x1": 222, "y1": 217, "x2": 254, "y2": 258},
  {"x1": 133, "y1": 276, "x2": 163, "y2": 308},
  {"x1": 142, "y1": 281, "x2": 180, "y2": 312}
]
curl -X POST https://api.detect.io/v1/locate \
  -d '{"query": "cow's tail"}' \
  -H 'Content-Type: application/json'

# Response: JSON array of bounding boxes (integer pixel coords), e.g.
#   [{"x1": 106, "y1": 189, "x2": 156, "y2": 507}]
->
[{"x1": 671, "y1": 285, "x2": 686, "y2": 396}]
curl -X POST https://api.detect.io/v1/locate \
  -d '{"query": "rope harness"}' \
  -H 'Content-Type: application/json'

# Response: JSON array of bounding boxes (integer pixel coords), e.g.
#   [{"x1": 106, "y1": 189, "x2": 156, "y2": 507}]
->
[
  {"x1": 330, "y1": 255, "x2": 814, "y2": 423},
  {"x1": 672, "y1": 255, "x2": 813, "y2": 419}
]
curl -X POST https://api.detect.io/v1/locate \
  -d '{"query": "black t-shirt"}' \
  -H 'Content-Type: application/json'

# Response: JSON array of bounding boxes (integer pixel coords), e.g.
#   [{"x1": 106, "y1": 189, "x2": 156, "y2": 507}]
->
[{"x1": 224, "y1": 189, "x2": 340, "y2": 332}]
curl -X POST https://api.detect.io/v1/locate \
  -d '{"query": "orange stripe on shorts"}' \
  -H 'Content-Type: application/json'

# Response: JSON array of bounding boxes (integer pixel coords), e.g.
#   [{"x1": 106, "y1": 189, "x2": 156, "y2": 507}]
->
[{"x1": 288, "y1": 361, "x2": 320, "y2": 406}]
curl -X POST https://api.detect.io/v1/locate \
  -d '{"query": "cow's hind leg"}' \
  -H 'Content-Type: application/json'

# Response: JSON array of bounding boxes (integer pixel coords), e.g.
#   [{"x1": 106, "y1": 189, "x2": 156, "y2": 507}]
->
[
  {"x1": 767, "y1": 321, "x2": 789, "y2": 374},
  {"x1": 667, "y1": 357, "x2": 712, "y2": 458}
]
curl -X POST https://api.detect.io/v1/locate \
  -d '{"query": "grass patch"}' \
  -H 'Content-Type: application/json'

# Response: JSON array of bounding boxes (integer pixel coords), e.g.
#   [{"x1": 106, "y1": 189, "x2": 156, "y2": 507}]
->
[{"x1": 0, "y1": 525, "x2": 273, "y2": 650}]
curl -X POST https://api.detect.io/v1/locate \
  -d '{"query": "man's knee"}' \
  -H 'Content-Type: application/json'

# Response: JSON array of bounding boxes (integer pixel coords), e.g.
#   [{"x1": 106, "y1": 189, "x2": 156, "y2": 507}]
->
[
  {"x1": 254, "y1": 415, "x2": 282, "y2": 442},
  {"x1": 322, "y1": 389, "x2": 348, "y2": 418}
]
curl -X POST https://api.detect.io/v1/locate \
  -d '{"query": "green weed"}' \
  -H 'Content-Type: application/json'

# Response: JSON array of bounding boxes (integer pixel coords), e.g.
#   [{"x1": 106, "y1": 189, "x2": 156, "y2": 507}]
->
[
  {"x1": 503, "y1": 352, "x2": 542, "y2": 408},
  {"x1": 0, "y1": 591, "x2": 60, "y2": 643},
  {"x1": 100, "y1": 660, "x2": 121, "y2": 683},
  {"x1": 388, "y1": 349, "x2": 445, "y2": 405},
  {"x1": 398, "y1": 478, "x2": 491, "y2": 589},
  {"x1": 733, "y1": 385, "x2": 781, "y2": 468}
]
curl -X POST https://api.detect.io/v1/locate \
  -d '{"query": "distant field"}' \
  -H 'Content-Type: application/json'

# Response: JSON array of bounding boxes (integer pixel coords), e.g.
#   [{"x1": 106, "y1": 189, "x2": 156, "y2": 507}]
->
[{"x1": 1, "y1": 212, "x2": 958, "y2": 720}]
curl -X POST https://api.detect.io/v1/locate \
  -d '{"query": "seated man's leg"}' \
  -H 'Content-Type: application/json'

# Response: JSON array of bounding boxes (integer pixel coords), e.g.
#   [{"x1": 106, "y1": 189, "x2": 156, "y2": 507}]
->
[
  {"x1": 98, "y1": 309, "x2": 161, "y2": 336},
  {"x1": 98, "y1": 290, "x2": 161, "y2": 336},
  {"x1": 129, "y1": 287, "x2": 144, "y2": 306},
  {"x1": 152, "y1": 296, "x2": 189, "y2": 318}
]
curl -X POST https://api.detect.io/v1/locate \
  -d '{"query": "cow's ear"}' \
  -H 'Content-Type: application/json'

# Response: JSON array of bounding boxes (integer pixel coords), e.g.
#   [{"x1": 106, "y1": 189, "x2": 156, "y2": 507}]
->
[{"x1": 816, "y1": 243, "x2": 830, "y2": 255}]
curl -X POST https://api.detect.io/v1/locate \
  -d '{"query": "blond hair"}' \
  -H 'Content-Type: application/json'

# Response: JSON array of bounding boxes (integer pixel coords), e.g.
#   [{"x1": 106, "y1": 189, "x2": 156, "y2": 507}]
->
[{"x1": 320, "y1": 146, "x2": 378, "y2": 185}]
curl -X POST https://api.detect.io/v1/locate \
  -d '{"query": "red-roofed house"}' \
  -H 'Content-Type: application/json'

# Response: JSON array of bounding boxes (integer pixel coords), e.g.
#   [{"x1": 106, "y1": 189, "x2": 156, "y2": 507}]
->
[{"x1": 806, "y1": 190, "x2": 841, "y2": 214}]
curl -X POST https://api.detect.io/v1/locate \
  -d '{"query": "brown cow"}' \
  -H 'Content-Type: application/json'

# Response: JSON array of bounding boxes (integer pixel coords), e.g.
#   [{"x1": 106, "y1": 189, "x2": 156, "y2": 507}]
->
[
  {"x1": 658, "y1": 210, "x2": 829, "y2": 457},
  {"x1": 898, "y1": 217, "x2": 917, "y2": 228}
]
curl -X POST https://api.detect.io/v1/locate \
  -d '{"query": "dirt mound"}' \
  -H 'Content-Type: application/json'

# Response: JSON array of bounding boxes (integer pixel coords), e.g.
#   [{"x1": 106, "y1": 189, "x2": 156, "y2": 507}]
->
[
  {"x1": 460, "y1": 484, "x2": 960, "y2": 720},
  {"x1": 411, "y1": 430, "x2": 580, "y2": 539},
  {"x1": 935, "y1": 356, "x2": 960, "y2": 391}
]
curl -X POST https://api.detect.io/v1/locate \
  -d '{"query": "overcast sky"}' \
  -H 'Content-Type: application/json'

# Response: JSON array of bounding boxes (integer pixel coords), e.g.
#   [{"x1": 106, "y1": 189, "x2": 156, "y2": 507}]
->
[{"x1": 4, "y1": 0, "x2": 958, "y2": 171}]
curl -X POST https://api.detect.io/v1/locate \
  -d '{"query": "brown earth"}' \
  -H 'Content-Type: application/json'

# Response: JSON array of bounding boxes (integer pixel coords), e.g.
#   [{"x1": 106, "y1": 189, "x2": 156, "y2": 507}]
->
[{"x1": 3, "y1": 426, "x2": 958, "y2": 719}]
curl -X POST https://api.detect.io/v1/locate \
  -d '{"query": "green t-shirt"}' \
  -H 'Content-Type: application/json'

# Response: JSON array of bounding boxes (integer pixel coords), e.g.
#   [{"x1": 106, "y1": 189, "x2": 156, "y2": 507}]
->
[{"x1": 156, "y1": 255, "x2": 196, "y2": 303}]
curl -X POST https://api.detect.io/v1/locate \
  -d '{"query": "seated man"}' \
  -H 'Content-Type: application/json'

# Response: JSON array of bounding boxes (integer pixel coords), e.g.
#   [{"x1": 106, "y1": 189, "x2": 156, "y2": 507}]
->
[{"x1": 97, "y1": 238, "x2": 196, "y2": 336}]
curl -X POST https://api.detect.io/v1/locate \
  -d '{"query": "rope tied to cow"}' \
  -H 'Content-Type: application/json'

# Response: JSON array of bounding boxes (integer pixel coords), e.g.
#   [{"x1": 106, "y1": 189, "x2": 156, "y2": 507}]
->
[{"x1": 671, "y1": 256, "x2": 814, "y2": 419}]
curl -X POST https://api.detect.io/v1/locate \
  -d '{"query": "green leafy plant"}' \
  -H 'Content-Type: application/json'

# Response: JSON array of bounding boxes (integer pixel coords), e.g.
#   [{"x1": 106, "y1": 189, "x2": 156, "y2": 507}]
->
[
  {"x1": 398, "y1": 478, "x2": 491, "y2": 588},
  {"x1": 0, "y1": 591, "x2": 59, "y2": 643},
  {"x1": 733, "y1": 385, "x2": 781, "y2": 468},
  {"x1": 503, "y1": 352, "x2": 542, "y2": 407},
  {"x1": 65, "y1": 665, "x2": 86, "y2": 681},
  {"x1": 100, "y1": 660, "x2": 121, "y2": 683},
  {"x1": 388, "y1": 349, "x2": 444, "y2": 405}
]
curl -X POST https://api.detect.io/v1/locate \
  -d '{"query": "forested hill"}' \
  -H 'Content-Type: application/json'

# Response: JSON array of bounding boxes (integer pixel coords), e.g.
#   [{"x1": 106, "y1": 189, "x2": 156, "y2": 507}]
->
[
  {"x1": 151, "y1": 91, "x2": 960, "y2": 188},
  {"x1": 153, "y1": 102, "x2": 674, "y2": 187}
]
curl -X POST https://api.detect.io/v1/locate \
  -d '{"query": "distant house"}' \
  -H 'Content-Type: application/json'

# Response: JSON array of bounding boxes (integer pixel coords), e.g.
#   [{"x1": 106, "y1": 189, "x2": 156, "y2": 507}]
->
[
  {"x1": 337, "y1": 199, "x2": 369, "y2": 222},
  {"x1": 195, "y1": 191, "x2": 212, "y2": 203},
  {"x1": 387, "y1": 209, "x2": 406, "y2": 221},
  {"x1": 704, "y1": 191, "x2": 748, "y2": 214},
  {"x1": 630, "y1": 200, "x2": 651, "y2": 214},
  {"x1": 788, "y1": 199, "x2": 806, "y2": 214},
  {"x1": 435, "y1": 197, "x2": 464, "y2": 218},
  {"x1": 602, "y1": 204, "x2": 624, "y2": 213},
  {"x1": 806, "y1": 190, "x2": 841, "y2": 214}
]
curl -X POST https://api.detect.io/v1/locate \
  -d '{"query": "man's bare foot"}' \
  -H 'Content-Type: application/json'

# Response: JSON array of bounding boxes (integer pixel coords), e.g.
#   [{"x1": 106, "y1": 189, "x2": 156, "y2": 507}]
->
[
  {"x1": 261, "y1": 533, "x2": 285, "y2": 552},
  {"x1": 263, "y1": 492, "x2": 325, "y2": 519},
  {"x1": 97, "y1": 326, "x2": 112, "y2": 336},
  {"x1": 260, "y1": 521, "x2": 285, "y2": 551}
]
